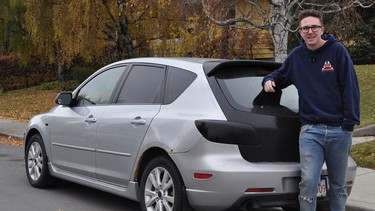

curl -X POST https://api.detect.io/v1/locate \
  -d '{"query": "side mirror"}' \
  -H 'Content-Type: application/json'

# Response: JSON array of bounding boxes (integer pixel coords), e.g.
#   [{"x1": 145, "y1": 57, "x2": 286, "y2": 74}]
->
[{"x1": 55, "y1": 93, "x2": 73, "y2": 106}]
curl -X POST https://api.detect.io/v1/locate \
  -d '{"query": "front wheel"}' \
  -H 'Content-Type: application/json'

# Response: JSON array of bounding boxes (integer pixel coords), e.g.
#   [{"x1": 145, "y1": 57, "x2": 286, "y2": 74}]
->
[
  {"x1": 139, "y1": 156, "x2": 185, "y2": 211},
  {"x1": 25, "y1": 134, "x2": 53, "y2": 188}
]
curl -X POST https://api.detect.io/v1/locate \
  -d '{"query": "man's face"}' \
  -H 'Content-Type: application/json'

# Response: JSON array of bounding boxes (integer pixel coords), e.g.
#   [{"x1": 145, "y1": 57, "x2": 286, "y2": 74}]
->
[{"x1": 299, "y1": 16, "x2": 325, "y2": 48}]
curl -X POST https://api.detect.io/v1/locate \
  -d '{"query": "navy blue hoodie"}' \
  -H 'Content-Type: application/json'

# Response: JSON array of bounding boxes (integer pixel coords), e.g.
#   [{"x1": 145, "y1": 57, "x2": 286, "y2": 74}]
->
[{"x1": 262, "y1": 34, "x2": 360, "y2": 131}]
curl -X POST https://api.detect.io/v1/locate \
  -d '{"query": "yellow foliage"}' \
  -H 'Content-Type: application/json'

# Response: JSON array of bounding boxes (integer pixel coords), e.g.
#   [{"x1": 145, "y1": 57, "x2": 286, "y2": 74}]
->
[{"x1": 20, "y1": 0, "x2": 274, "y2": 65}]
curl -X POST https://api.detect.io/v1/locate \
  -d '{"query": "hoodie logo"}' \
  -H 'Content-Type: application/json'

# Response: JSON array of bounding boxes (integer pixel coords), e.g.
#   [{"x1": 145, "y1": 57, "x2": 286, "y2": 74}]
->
[{"x1": 321, "y1": 61, "x2": 335, "y2": 72}]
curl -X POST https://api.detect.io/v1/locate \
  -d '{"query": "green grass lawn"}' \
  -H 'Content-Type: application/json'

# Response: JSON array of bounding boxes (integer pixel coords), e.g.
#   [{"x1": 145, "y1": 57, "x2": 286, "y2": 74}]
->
[
  {"x1": 356, "y1": 64, "x2": 375, "y2": 127},
  {"x1": 351, "y1": 64, "x2": 375, "y2": 169},
  {"x1": 351, "y1": 140, "x2": 375, "y2": 169}
]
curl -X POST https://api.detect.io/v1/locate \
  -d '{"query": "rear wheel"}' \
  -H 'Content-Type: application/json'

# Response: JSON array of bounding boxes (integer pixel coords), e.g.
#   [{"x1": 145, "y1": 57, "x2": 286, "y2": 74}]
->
[
  {"x1": 139, "y1": 156, "x2": 185, "y2": 211},
  {"x1": 282, "y1": 206, "x2": 299, "y2": 211},
  {"x1": 317, "y1": 202, "x2": 330, "y2": 211},
  {"x1": 25, "y1": 134, "x2": 53, "y2": 188},
  {"x1": 282, "y1": 202, "x2": 329, "y2": 211}
]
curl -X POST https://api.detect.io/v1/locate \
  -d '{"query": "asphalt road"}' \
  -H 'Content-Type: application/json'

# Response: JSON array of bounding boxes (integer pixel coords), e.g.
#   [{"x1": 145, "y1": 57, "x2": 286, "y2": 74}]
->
[
  {"x1": 0, "y1": 143, "x2": 300, "y2": 211},
  {"x1": 0, "y1": 143, "x2": 140, "y2": 211}
]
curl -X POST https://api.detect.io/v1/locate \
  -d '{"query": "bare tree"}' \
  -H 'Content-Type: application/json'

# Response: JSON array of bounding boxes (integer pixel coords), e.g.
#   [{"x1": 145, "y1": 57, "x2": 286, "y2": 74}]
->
[{"x1": 202, "y1": 0, "x2": 374, "y2": 62}]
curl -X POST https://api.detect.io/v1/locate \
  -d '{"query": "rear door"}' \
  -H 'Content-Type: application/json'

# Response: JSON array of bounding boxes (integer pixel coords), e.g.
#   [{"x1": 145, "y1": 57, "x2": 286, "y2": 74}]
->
[{"x1": 95, "y1": 64, "x2": 166, "y2": 186}]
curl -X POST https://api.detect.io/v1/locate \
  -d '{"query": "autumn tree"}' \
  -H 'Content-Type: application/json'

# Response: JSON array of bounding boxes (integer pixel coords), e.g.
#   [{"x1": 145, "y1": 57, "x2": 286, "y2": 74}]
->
[
  {"x1": 0, "y1": 0, "x2": 52, "y2": 89},
  {"x1": 202, "y1": 0, "x2": 375, "y2": 62},
  {"x1": 347, "y1": 6, "x2": 375, "y2": 64},
  {"x1": 23, "y1": 0, "x2": 141, "y2": 79},
  {"x1": 0, "y1": 0, "x2": 10, "y2": 54},
  {"x1": 0, "y1": 0, "x2": 35, "y2": 62},
  {"x1": 24, "y1": 0, "x2": 56, "y2": 64},
  {"x1": 24, "y1": 0, "x2": 198, "y2": 69},
  {"x1": 148, "y1": 1, "x2": 263, "y2": 59}
]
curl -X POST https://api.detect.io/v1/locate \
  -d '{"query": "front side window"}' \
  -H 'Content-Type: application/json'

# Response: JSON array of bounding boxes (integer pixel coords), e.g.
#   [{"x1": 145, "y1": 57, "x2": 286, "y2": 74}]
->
[
  {"x1": 76, "y1": 66, "x2": 126, "y2": 106},
  {"x1": 117, "y1": 65, "x2": 166, "y2": 104},
  {"x1": 215, "y1": 67, "x2": 299, "y2": 115}
]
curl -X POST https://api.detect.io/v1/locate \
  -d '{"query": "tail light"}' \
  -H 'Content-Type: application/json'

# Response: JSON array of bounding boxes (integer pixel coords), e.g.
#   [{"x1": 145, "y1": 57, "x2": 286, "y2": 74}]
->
[{"x1": 195, "y1": 120, "x2": 259, "y2": 146}]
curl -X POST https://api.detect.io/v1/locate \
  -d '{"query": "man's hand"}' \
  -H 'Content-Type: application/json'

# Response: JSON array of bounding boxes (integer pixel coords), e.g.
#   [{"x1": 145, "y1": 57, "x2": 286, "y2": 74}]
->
[{"x1": 264, "y1": 80, "x2": 276, "y2": 92}]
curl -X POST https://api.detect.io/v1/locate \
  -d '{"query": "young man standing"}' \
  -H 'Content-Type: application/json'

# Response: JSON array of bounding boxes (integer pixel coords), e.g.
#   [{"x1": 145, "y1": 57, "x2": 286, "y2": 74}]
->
[{"x1": 263, "y1": 9, "x2": 360, "y2": 211}]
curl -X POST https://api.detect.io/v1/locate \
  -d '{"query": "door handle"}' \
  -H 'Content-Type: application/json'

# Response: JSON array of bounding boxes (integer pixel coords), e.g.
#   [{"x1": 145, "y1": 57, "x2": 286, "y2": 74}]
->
[
  {"x1": 130, "y1": 116, "x2": 146, "y2": 125},
  {"x1": 85, "y1": 115, "x2": 97, "y2": 123}
]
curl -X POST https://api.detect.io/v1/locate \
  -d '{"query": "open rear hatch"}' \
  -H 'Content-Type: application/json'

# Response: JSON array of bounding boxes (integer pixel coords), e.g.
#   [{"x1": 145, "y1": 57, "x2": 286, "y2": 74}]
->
[{"x1": 201, "y1": 60, "x2": 300, "y2": 162}]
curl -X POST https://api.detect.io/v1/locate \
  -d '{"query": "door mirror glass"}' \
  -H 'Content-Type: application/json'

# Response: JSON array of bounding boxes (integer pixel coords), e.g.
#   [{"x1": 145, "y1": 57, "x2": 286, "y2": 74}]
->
[{"x1": 55, "y1": 93, "x2": 73, "y2": 106}]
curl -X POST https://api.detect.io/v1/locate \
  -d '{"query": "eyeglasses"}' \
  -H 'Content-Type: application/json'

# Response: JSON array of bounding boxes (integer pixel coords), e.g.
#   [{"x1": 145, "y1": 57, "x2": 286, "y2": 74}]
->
[{"x1": 300, "y1": 25, "x2": 323, "y2": 33}]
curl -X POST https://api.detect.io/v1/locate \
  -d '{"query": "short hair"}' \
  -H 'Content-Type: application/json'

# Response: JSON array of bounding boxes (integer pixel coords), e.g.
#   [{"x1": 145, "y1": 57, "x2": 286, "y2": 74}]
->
[{"x1": 298, "y1": 9, "x2": 323, "y2": 25}]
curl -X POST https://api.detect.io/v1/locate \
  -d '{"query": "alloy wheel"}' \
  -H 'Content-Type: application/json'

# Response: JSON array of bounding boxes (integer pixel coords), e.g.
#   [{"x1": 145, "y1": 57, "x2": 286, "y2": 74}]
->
[
  {"x1": 144, "y1": 167, "x2": 175, "y2": 211},
  {"x1": 27, "y1": 142, "x2": 43, "y2": 181}
]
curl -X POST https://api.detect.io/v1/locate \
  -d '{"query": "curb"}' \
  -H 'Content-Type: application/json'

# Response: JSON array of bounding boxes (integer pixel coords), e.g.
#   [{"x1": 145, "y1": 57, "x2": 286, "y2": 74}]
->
[
  {"x1": 0, "y1": 119, "x2": 26, "y2": 140},
  {"x1": 346, "y1": 204, "x2": 375, "y2": 211},
  {"x1": 354, "y1": 124, "x2": 375, "y2": 137}
]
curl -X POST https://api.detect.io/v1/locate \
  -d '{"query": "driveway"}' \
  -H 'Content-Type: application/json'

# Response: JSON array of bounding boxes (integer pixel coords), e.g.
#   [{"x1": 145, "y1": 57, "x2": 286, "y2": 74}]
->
[
  {"x1": 0, "y1": 143, "x2": 140, "y2": 211},
  {"x1": 4, "y1": 143, "x2": 362, "y2": 211}
]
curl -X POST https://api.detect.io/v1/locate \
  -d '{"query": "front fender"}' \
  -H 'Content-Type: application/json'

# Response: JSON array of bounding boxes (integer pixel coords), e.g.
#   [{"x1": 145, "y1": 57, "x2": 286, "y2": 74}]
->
[{"x1": 24, "y1": 114, "x2": 52, "y2": 158}]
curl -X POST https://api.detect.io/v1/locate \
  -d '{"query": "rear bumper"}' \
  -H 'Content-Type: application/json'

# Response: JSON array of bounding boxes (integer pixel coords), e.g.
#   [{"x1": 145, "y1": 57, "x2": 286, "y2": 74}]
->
[
  {"x1": 224, "y1": 193, "x2": 329, "y2": 210},
  {"x1": 186, "y1": 186, "x2": 353, "y2": 211},
  {"x1": 227, "y1": 186, "x2": 353, "y2": 210},
  {"x1": 172, "y1": 141, "x2": 357, "y2": 211}
]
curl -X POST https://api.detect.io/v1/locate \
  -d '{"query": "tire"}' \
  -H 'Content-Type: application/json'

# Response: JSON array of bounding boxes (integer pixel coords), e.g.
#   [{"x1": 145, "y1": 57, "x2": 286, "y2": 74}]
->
[
  {"x1": 139, "y1": 156, "x2": 186, "y2": 211},
  {"x1": 282, "y1": 202, "x2": 329, "y2": 211},
  {"x1": 317, "y1": 201, "x2": 330, "y2": 211},
  {"x1": 25, "y1": 134, "x2": 53, "y2": 188},
  {"x1": 282, "y1": 207, "x2": 299, "y2": 211}
]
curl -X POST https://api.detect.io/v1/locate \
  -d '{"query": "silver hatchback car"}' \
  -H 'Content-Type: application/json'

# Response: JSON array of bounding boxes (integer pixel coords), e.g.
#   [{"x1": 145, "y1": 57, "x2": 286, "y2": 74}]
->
[{"x1": 24, "y1": 58, "x2": 357, "y2": 211}]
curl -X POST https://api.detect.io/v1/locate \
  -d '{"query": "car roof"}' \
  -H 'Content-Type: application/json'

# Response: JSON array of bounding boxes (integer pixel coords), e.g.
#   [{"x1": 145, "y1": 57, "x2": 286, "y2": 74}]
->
[
  {"x1": 113, "y1": 57, "x2": 227, "y2": 65},
  {"x1": 106, "y1": 57, "x2": 281, "y2": 76}
]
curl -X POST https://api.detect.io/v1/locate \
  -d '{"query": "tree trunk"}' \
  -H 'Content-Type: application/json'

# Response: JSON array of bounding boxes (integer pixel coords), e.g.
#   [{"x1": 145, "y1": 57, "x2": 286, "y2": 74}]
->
[
  {"x1": 119, "y1": 14, "x2": 133, "y2": 59},
  {"x1": 102, "y1": 0, "x2": 134, "y2": 60},
  {"x1": 118, "y1": 3, "x2": 133, "y2": 59},
  {"x1": 269, "y1": 25, "x2": 288, "y2": 62},
  {"x1": 57, "y1": 63, "x2": 63, "y2": 81},
  {"x1": 269, "y1": 1, "x2": 289, "y2": 62}
]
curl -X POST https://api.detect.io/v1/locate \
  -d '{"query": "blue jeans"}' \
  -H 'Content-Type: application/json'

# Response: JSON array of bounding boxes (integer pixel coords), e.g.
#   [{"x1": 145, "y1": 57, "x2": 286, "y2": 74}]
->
[{"x1": 298, "y1": 124, "x2": 352, "y2": 211}]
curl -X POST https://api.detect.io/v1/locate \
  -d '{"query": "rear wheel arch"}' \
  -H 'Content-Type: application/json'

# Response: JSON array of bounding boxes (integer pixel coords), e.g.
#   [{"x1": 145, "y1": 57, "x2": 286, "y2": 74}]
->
[
  {"x1": 136, "y1": 147, "x2": 170, "y2": 183},
  {"x1": 137, "y1": 149, "x2": 192, "y2": 211}
]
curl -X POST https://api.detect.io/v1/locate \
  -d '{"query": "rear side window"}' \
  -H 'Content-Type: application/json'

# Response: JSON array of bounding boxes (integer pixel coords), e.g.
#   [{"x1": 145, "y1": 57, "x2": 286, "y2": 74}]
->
[
  {"x1": 117, "y1": 65, "x2": 166, "y2": 104},
  {"x1": 164, "y1": 67, "x2": 197, "y2": 104},
  {"x1": 215, "y1": 67, "x2": 299, "y2": 115}
]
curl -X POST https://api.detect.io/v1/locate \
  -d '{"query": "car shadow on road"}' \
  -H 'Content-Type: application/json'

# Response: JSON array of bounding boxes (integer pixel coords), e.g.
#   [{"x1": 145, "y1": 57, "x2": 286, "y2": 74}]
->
[{"x1": 45, "y1": 180, "x2": 141, "y2": 211}]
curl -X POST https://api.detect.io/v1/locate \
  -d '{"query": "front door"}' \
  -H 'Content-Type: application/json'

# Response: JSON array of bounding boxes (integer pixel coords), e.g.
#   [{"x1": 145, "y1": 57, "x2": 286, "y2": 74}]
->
[
  {"x1": 50, "y1": 66, "x2": 126, "y2": 178},
  {"x1": 50, "y1": 106, "x2": 103, "y2": 178}
]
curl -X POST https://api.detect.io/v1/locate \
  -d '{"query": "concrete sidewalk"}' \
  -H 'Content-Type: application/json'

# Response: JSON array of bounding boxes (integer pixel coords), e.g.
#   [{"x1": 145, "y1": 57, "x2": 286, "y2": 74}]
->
[
  {"x1": 0, "y1": 119, "x2": 27, "y2": 139},
  {"x1": 0, "y1": 118, "x2": 374, "y2": 210},
  {"x1": 347, "y1": 167, "x2": 375, "y2": 211}
]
